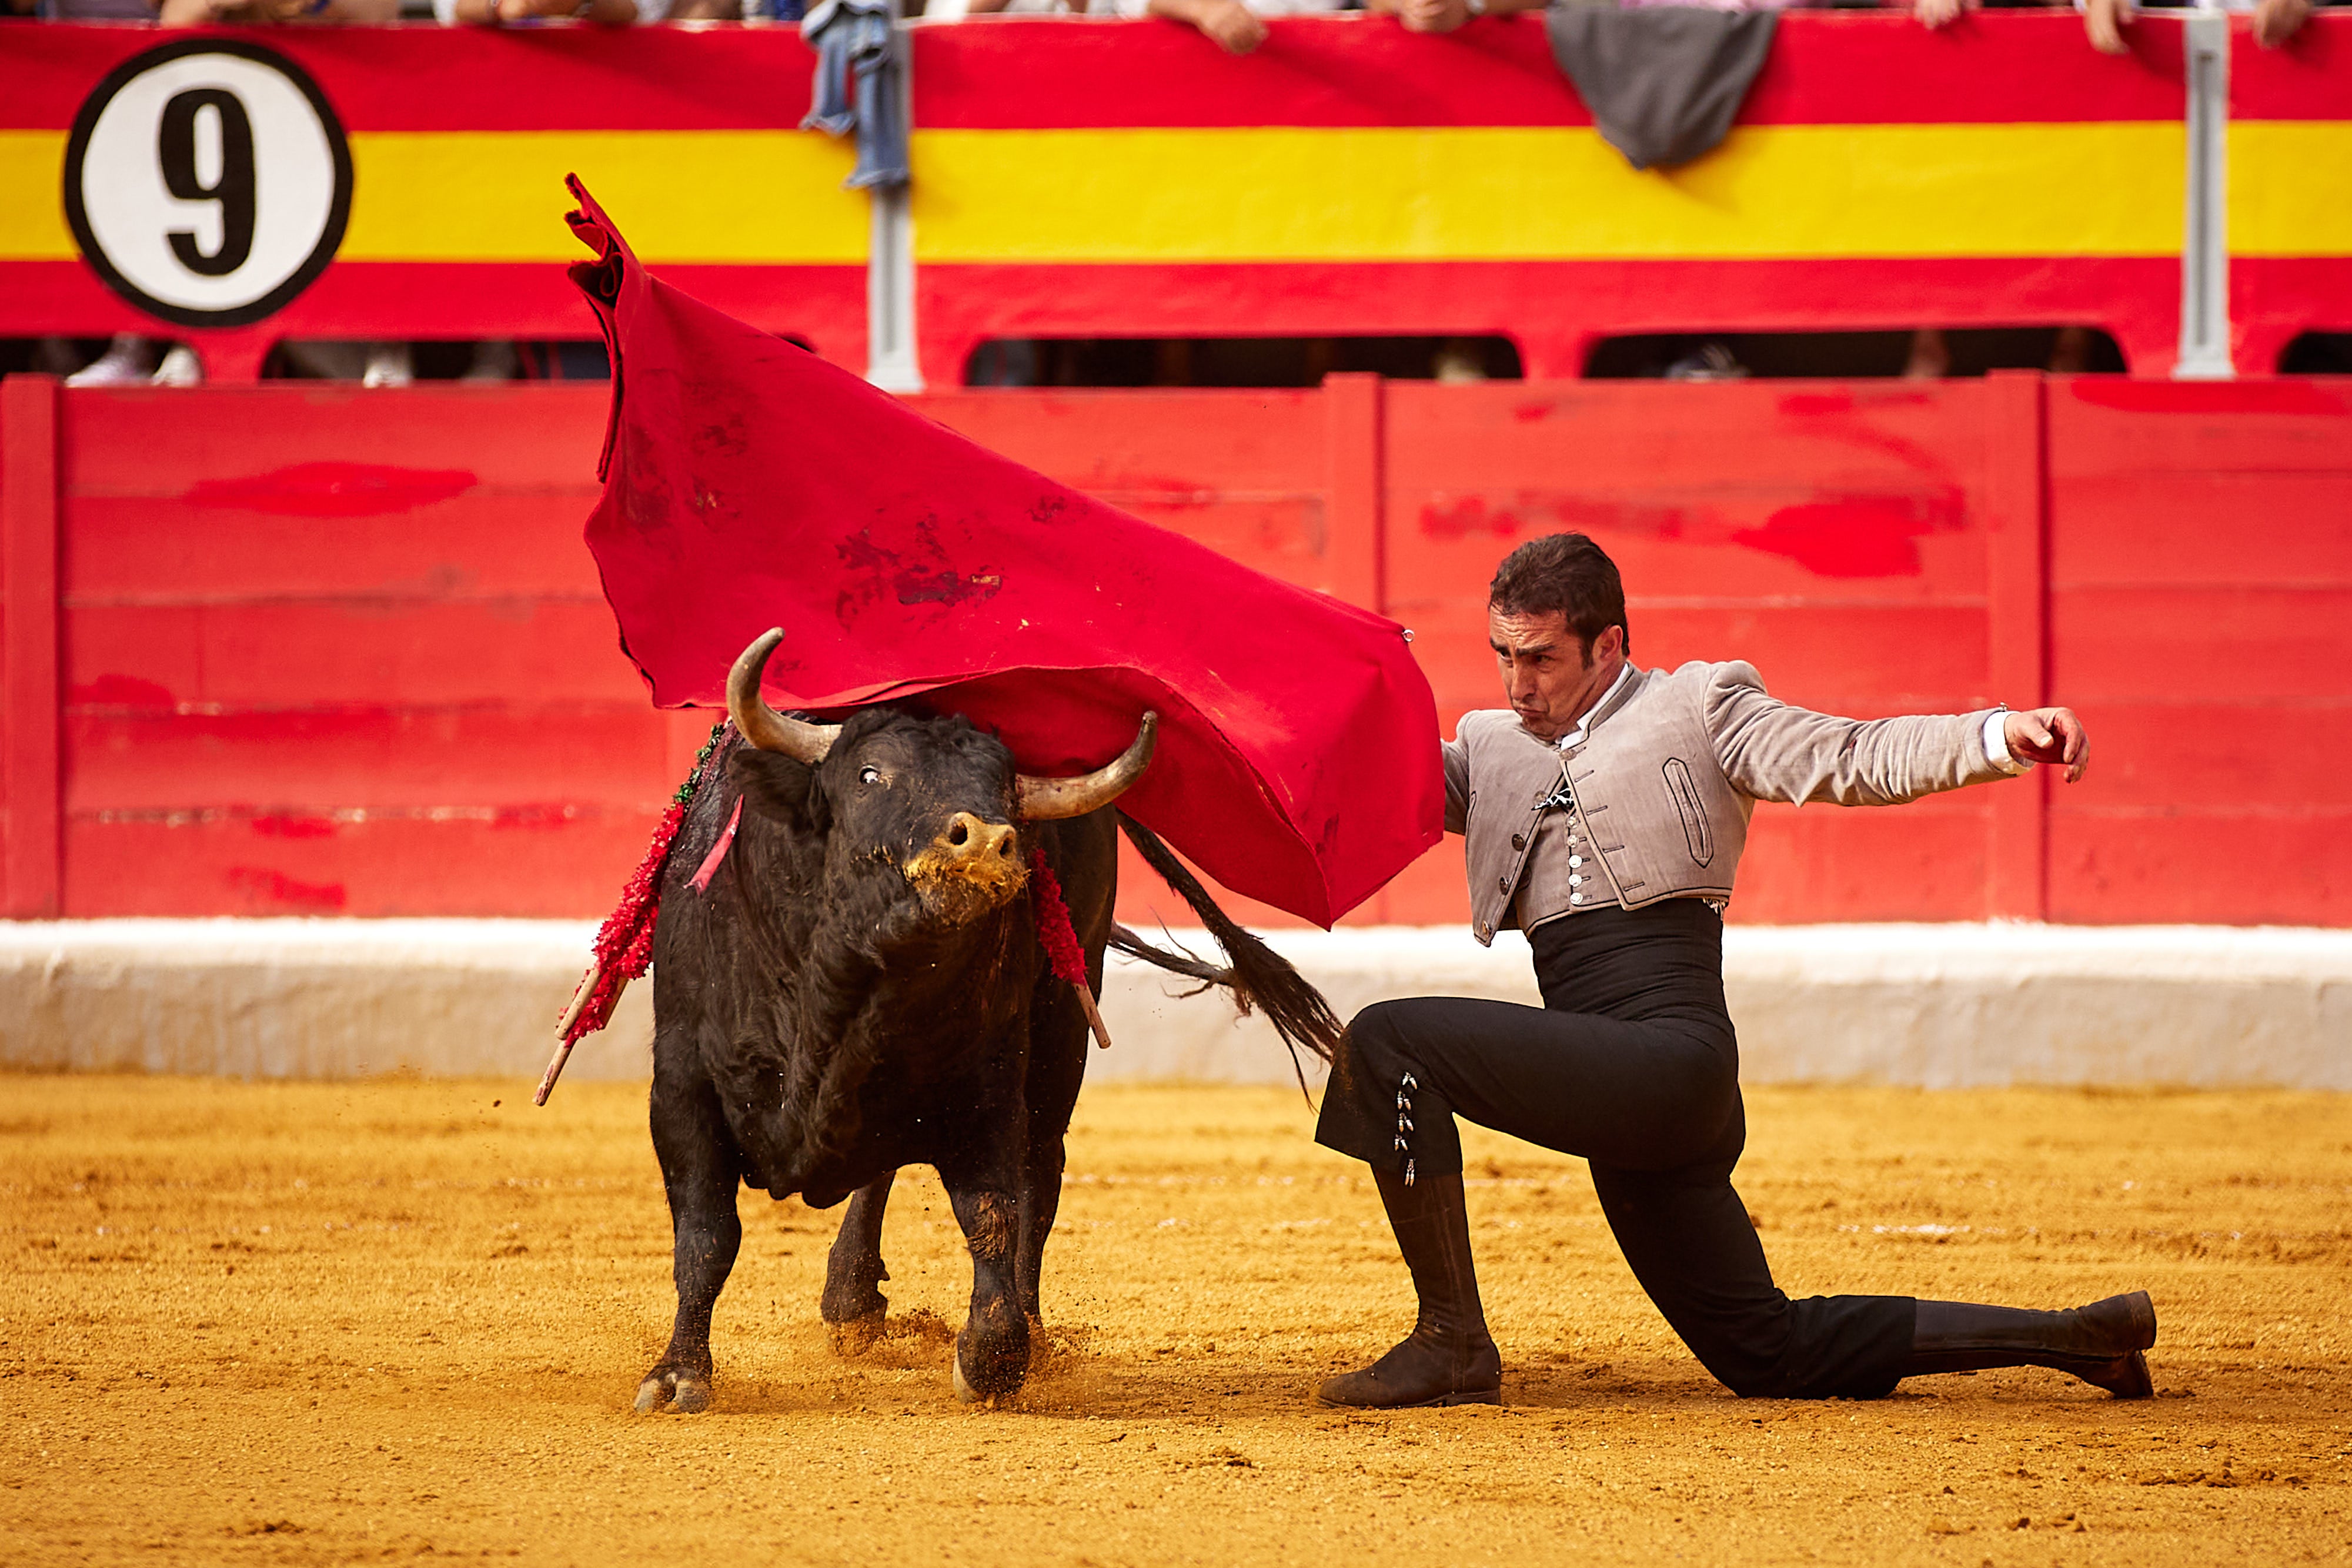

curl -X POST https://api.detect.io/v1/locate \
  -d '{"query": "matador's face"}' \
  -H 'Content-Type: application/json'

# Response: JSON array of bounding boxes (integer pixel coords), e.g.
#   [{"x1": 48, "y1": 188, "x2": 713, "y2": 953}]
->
[{"x1": 1488, "y1": 607, "x2": 1625, "y2": 744}]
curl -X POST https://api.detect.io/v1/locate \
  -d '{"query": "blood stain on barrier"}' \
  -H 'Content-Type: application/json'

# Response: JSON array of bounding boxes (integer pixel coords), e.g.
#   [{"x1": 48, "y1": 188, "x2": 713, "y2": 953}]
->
[{"x1": 185, "y1": 462, "x2": 476, "y2": 518}]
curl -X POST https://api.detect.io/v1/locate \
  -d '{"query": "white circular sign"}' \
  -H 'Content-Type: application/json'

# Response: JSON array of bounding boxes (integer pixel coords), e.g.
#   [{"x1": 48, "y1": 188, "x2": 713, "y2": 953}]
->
[{"x1": 65, "y1": 41, "x2": 352, "y2": 328}]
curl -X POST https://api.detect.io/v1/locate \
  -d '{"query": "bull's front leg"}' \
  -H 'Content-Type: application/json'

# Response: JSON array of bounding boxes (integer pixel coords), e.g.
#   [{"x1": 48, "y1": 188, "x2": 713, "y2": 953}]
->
[
  {"x1": 938, "y1": 1165, "x2": 1030, "y2": 1403},
  {"x1": 636, "y1": 1060, "x2": 743, "y2": 1415},
  {"x1": 820, "y1": 1172, "x2": 894, "y2": 1356}
]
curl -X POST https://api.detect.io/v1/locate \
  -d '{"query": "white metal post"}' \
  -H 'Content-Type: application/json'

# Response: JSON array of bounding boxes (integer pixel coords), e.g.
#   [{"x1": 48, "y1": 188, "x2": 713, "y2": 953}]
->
[
  {"x1": 866, "y1": 14, "x2": 924, "y2": 394},
  {"x1": 2175, "y1": 8, "x2": 2233, "y2": 380}
]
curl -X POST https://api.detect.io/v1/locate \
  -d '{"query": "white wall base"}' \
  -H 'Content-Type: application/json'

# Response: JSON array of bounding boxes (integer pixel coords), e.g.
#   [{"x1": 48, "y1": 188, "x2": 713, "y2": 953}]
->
[{"x1": 1, "y1": 920, "x2": 2345, "y2": 1091}]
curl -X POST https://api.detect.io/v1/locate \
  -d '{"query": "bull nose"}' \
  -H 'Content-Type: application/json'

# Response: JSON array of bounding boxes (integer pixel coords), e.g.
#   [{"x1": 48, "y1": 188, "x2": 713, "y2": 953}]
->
[{"x1": 935, "y1": 811, "x2": 1018, "y2": 867}]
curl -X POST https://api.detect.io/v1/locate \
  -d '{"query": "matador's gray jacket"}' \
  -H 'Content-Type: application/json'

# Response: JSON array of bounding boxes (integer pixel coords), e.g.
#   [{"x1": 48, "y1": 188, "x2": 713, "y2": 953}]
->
[{"x1": 1444, "y1": 660, "x2": 2014, "y2": 945}]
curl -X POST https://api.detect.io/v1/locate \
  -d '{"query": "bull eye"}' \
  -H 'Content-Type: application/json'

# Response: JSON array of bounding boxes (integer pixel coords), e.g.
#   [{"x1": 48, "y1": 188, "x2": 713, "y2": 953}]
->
[{"x1": 858, "y1": 766, "x2": 881, "y2": 785}]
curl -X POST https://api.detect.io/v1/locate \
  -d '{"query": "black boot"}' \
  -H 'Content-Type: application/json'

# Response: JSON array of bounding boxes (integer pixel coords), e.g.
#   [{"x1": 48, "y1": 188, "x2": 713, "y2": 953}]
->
[
  {"x1": 1317, "y1": 1169, "x2": 1502, "y2": 1409},
  {"x1": 1899, "y1": 1290, "x2": 2157, "y2": 1398}
]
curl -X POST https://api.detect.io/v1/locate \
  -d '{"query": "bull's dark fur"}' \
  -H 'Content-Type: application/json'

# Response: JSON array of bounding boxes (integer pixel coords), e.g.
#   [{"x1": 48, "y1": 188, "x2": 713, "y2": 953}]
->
[{"x1": 633, "y1": 705, "x2": 1337, "y2": 1413}]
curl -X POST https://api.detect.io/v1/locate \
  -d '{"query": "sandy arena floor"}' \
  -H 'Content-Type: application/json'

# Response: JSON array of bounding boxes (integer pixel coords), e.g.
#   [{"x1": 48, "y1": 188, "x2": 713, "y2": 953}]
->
[{"x1": 3, "y1": 1075, "x2": 2348, "y2": 1567}]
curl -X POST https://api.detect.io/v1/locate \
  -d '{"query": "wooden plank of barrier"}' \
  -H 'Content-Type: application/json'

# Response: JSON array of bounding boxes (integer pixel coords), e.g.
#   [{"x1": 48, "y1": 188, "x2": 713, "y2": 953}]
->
[
  {"x1": 1983, "y1": 370, "x2": 2050, "y2": 922},
  {"x1": 62, "y1": 813, "x2": 673, "y2": 920},
  {"x1": 2, "y1": 377, "x2": 62, "y2": 919},
  {"x1": 2045, "y1": 376, "x2": 2352, "y2": 925},
  {"x1": 1322, "y1": 372, "x2": 1385, "y2": 615}
]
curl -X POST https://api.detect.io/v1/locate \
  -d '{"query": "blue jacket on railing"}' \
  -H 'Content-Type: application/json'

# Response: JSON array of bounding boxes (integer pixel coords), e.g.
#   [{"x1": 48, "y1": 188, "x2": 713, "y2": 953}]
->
[{"x1": 801, "y1": 0, "x2": 910, "y2": 192}]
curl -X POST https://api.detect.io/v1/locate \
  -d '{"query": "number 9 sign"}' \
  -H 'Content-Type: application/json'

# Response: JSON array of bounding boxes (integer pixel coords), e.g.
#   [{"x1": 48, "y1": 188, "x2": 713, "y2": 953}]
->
[{"x1": 64, "y1": 40, "x2": 353, "y2": 329}]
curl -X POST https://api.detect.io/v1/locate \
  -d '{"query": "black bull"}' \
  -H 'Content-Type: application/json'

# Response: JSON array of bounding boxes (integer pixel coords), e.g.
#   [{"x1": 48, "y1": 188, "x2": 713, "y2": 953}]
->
[{"x1": 634, "y1": 638, "x2": 1339, "y2": 1412}]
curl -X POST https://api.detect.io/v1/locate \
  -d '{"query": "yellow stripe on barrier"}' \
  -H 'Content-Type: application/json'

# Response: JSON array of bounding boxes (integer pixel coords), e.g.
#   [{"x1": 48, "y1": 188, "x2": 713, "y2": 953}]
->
[
  {"x1": 343, "y1": 132, "x2": 869, "y2": 263},
  {"x1": 2229, "y1": 121, "x2": 2352, "y2": 258},
  {"x1": 0, "y1": 132, "x2": 72, "y2": 261},
  {"x1": 908, "y1": 122, "x2": 2187, "y2": 263},
  {"x1": 2, "y1": 121, "x2": 2213, "y2": 270}
]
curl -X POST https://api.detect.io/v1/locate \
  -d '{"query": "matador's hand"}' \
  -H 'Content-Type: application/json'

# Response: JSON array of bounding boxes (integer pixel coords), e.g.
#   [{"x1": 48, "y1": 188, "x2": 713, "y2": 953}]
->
[{"x1": 2004, "y1": 707, "x2": 2090, "y2": 784}]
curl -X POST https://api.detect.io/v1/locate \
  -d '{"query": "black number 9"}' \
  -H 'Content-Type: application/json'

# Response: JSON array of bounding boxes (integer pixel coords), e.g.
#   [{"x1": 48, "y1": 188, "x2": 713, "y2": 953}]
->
[{"x1": 158, "y1": 87, "x2": 256, "y2": 278}]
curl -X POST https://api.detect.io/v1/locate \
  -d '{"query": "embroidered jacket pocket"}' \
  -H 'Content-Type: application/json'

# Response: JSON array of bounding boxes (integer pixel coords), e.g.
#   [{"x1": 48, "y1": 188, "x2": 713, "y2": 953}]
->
[{"x1": 1662, "y1": 757, "x2": 1714, "y2": 868}]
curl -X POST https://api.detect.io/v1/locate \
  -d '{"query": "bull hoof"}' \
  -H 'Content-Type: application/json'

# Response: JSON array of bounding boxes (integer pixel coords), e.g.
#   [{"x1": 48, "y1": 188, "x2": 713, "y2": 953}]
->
[
  {"x1": 633, "y1": 1369, "x2": 711, "y2": 1415},
  {"x1": 828, "y1": 1308, "x2": 887, "y2": 1359},
  {"x1": 951, "y1": 1330, "x2": 1029, "y2": 1405}
]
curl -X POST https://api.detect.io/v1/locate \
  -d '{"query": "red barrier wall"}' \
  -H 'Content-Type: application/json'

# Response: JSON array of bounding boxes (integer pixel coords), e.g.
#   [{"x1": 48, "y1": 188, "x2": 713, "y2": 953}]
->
[
  {"x1": 2046, "y1": 379, "x2": 2352, "y2": 924},
  {"x1": 4, "y1": 376, "x2": 2348, "y2": 927}
]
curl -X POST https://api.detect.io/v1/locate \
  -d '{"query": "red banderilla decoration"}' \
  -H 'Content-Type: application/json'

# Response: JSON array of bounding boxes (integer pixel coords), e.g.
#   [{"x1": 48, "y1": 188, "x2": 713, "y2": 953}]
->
[{"x1": 1030, "y1": 846, "x2": 1112, "y2": 1051}]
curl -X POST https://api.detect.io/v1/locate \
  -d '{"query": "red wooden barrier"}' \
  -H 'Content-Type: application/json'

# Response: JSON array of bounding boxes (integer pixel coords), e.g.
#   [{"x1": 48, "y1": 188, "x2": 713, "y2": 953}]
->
[
  {"x1": 1, "y1": 377, "x2": 61, "y2": 918},
  {"x1": 2045, "y1": 378, "x2": 2352, "y2": 924},
  {"x1": 4, "y1": 375, "x2": 2348, "y2": 927}
]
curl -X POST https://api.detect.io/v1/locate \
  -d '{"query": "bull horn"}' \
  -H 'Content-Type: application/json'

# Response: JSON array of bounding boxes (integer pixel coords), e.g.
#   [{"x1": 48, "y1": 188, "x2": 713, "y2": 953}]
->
[
  {"x1": 1014, "y1": 712, "x2": 1158, "y2": 821},
  {"x1": 727, "y1": 628, "x2": 839, "y2": 764}
]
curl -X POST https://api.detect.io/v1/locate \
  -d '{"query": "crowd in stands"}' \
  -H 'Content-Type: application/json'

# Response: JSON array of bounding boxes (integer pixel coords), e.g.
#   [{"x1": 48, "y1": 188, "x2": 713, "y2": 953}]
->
[
  {"x1": 8, "y1": 0, "x2": 2336, "y2": 386},
  {"x1": 6, "y1": 0, "x2": 2326, "y2": 49}
]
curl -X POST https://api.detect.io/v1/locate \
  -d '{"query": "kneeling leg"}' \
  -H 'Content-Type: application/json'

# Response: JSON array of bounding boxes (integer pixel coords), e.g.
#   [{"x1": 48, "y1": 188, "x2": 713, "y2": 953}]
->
[{"x1": 1591, "y1": 1161, "x2": 1914, "y2": 1400}]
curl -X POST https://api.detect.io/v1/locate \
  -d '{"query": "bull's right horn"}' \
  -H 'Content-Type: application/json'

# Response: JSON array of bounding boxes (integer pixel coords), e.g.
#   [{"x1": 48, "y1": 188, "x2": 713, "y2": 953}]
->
[{"x1": 727, "y1": 628, "x2": 839, "y2": 764}]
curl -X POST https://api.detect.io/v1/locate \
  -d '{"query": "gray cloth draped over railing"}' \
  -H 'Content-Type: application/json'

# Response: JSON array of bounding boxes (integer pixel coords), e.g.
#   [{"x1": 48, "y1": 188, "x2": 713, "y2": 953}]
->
[
  {"x1": 1545, "y1": 0, "x2": 1779, "y2": 172},
  {"x1": 801, "y1": 0, "x2": 910, "y2": 192}
]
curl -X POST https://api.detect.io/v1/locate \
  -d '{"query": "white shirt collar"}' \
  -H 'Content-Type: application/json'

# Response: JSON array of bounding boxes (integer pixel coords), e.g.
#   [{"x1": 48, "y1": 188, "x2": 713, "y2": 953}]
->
[{"x1": 1553, "y1": 661, "x2": 1633, "y2": 751}]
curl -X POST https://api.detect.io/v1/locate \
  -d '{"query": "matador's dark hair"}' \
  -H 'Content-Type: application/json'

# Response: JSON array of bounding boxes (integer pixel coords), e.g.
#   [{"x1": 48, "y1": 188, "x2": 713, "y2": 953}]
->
[{"x1": 1487, "y1": 532, "x2": 1631, "y2": 659}]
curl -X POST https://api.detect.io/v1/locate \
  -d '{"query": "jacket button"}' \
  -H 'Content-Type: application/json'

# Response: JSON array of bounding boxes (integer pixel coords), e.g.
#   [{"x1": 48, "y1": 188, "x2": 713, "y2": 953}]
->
[
  {"x1": 1498, "y1": 876, "x2": 1511, "y2": 891},
  {"x1": 1570, "y1": 892, "x2": 1585, "y2": 905},
  {"x1": 1569, "y1": 854, "x2": 1583, "y2": 868},
  {"x1": 1511, "y1": 833, "x2": 1526, "y2": 850}
]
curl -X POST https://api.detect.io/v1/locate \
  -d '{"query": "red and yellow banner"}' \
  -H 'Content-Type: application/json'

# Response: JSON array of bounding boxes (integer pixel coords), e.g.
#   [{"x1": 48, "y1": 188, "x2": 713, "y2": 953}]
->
[{"x1": 1, "y1": 13, "x2": 2346, "y2": 377}]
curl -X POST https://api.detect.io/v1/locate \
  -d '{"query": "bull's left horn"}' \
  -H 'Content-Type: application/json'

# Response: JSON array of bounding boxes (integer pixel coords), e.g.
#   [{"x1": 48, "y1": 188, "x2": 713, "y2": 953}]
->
[
  {"x1": 727, "y1": 628, "x2": 839, "y2": 764},
  {"x1": 1014, "y1": 712, "x2": 1158, "y2": 821}
]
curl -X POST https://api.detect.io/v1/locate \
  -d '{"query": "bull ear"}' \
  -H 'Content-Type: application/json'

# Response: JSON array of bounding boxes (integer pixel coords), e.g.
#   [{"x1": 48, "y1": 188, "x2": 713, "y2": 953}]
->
[{"x1": 729, "y1": 750, "x2": 825, "y2": 830}]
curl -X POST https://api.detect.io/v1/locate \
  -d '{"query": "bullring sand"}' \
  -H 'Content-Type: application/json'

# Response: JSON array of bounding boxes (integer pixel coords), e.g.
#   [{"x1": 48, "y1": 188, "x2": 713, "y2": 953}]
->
[{"x1": 4, "y1": 1076, "x2": 2348, "y2": 1566}]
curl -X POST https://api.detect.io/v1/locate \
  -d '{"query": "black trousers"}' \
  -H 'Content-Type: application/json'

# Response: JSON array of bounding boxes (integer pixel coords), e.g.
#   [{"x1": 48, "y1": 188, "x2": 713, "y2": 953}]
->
[{"x1": 1315, "y1": 899, "x2": 1913, "y2": 1399}]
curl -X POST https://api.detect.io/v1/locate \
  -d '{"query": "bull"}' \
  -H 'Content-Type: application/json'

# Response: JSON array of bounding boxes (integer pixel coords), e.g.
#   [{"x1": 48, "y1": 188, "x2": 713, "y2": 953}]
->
[{"x1": 633, "y1": 629, "x2": 1338, "y2": 1412}]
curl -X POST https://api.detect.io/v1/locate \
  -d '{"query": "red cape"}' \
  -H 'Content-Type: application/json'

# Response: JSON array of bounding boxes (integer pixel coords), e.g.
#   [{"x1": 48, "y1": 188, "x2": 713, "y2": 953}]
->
[{"x1": 564, "y1": 179, "x2": 1443, "y2": 927}]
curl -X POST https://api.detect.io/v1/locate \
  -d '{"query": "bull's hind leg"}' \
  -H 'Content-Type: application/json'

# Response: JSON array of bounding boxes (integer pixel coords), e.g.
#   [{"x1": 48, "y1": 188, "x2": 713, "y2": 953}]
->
[
  {"x1": 1013, "y1": 1145, "x2": 1064, "y2": 1328},
  {"x1": 940, "y1": 1171, "x2": 1031, "y2": 1404},
  {"x1": 636, "y1": 1061, "x2": 742, "y2": 1415},
  {"x1": 1016, "y1": 809, "x2": 1112, "y2": 1326},
  {"x1": 821, "y1": 1172, "x2": 894, "y2": 1356}
]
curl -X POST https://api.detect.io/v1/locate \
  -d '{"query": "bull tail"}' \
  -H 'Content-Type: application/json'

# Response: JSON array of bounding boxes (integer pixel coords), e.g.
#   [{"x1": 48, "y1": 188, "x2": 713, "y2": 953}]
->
[{"x1": 1112, "y1": 815, "x2": 1344, "y2": 1094}]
